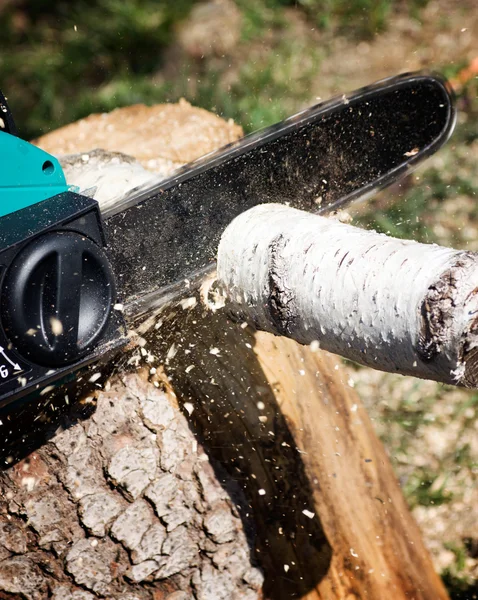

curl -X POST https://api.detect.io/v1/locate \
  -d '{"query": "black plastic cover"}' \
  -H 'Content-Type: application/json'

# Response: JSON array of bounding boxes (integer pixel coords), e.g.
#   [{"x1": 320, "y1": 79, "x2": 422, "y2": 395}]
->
[
  {"x1": 2, "y1": 231, "x2": 116, "y2": 366},
  {"x1": 0, "y1": 193, "x2": 126, "y2": 409}
]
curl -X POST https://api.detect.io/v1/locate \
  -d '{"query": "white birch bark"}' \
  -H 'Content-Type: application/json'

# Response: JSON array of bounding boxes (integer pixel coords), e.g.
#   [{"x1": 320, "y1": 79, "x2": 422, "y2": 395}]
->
[
  {"x1": 60, "y1": 149, "x2": 158, "y2": 214},
  {"x1": 217, "y1": 204, "x2": 478, "y2": 387}
]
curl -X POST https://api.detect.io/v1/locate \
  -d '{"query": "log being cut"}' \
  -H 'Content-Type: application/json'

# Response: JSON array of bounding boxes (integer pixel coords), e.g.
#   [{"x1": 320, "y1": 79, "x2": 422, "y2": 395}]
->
[{"x1": 217, "y1": 203, "x2": 478, "y2": 387}]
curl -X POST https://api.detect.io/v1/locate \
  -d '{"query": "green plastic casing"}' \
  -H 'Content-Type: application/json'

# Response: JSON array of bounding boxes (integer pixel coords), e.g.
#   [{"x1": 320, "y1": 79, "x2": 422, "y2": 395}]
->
[{"x1": 0, "y1": 131, "x2": 69, "y2": 218}]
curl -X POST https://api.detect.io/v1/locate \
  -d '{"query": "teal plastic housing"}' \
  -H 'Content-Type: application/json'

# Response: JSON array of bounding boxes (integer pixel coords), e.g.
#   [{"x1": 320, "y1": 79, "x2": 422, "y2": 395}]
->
[{"x1": 0, "y1": 131, "x2": 68, "y2": 218}]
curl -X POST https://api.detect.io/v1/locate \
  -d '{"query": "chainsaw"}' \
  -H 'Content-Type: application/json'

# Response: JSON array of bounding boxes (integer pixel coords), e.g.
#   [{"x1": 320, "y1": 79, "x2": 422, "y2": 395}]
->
[{"x1": 0, "y1": 72, "x2": 455, "y2": 416}]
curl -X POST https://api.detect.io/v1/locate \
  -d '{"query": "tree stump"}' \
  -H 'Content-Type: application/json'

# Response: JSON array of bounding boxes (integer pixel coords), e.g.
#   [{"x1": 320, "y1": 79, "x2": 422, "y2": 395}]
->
[{"x1": 0, "y1": 100, "x2": 449, "y2": 599}]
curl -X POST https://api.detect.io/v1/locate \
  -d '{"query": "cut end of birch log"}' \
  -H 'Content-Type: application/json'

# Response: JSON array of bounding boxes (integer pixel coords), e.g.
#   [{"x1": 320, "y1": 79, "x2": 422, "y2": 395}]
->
[{"x1": 217, "y1": 203, "x2": 478, "y2": 388}]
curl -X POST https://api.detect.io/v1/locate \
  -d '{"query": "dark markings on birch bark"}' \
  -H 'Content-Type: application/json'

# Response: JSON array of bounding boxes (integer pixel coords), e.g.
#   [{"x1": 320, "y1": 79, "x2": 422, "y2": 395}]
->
[
  {"x1": 460, "y1": 285, "x2": 478, "y2": 387},
  {"x1": 417, "y1": 264, "x2": 458, "y2": 362},
  {"x1": 267, "y1": 234, "x2": 298, "y2": 337},
  {"x1": 416, "y1": 254, "x2": 478, "y2": 386},
  {"x1": 462, "y1": 346, "x2": 478, "y2": 387}
]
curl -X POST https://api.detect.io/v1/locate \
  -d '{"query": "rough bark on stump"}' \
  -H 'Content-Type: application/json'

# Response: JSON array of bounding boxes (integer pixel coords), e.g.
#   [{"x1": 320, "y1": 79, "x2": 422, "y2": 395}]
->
[
  {"x1": 0, "y1": 101, "x2": 449, "y2": 599},
  {"x1": 0, "y1": 372, "x2": 263, "y2": 600}
]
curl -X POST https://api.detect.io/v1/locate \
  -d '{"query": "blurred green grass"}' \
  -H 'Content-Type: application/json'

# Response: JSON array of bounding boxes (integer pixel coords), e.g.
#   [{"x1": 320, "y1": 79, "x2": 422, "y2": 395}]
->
[{"x1": 0, "y1": 0, "x2": 441, "y2": 138}]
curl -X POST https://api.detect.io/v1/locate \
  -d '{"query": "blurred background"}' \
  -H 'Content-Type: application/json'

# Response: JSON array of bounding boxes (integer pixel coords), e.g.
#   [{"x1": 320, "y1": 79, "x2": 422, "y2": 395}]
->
[{"x1": 0, "y1": 0, "x2": 476, "y2": 597}]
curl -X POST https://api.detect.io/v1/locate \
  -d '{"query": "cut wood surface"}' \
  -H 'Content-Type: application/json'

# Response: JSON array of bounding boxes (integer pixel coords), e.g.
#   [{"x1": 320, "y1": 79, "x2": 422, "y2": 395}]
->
[
  {"x1": 36, "y1": 99, "x2": 242, "y2": 172},
  {"x1": 0, "y1": 102, "x2": 449, "y2": 599}
]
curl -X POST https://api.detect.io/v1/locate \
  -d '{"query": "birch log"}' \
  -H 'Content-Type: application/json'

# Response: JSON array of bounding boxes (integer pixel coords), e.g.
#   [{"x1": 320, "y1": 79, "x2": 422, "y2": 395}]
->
[
  {"x1": 217, "y1": 204, "x2": 478, "y2": 387},
  {"x1": 0, "y1": 101, "x2": 449, "y2": 600}
]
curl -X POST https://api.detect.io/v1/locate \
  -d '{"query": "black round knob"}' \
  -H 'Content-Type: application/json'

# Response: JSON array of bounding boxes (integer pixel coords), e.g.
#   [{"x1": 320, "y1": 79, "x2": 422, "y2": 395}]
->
[{"x1": 1, "y1": 230, "x2": 116, "y2": 367}]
